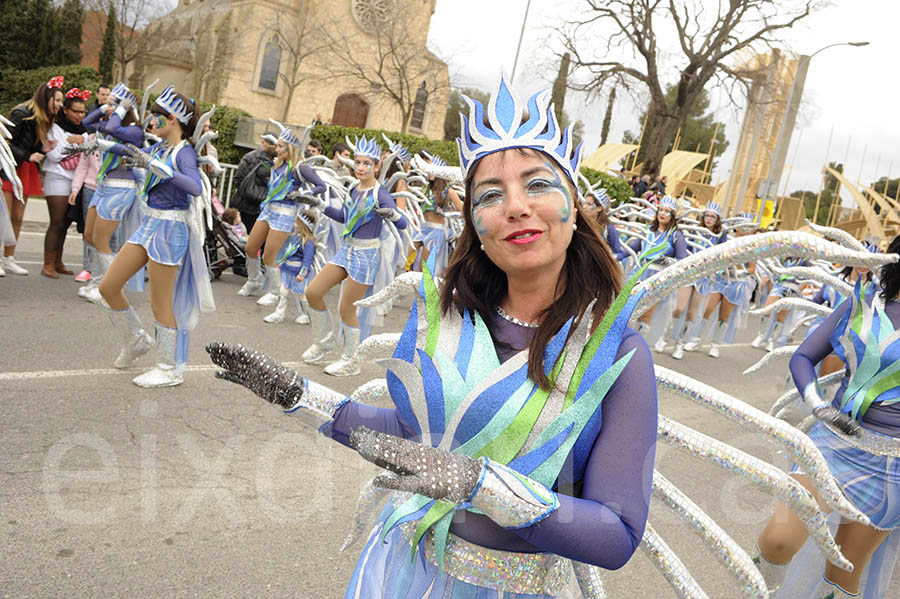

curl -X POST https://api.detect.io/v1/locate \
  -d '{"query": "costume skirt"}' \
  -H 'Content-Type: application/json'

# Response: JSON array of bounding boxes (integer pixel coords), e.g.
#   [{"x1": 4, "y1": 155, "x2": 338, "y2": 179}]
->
[
  {"x1": 258, "y1": 199, "x2": 298, "y2": 233},
  {"x1": 330, "y1": 237, "x2": 380, "y2": 285},
  {"x1": 128, "y1": 211, "x2": 189, "y2": 266},
  {"x1": 2, "y1": 161, "x2": 42, "y2": 196},
  {"x1": 95, "y1": 181, "x2": 138, "y2": 222},
  {"x1": 280, "y1": 258, "x2": 310, "y2": 295},
  {"x1": 807, "y1": 422, "x2": 900, "y2": 529},
  {"x1": 771, "y1": 282, "x2": 799, "y2": 298},
  {"x1": 413, "y1": 222, "x2": 450, "y2": 276}
]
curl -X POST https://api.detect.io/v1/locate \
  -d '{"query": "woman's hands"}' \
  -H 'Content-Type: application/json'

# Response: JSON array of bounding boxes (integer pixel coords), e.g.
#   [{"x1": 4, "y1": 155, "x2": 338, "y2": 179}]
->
[
  {"x1": 67, "y1": 191, "x2": 77, "y2": 206},
  {"x1": 66, "y1": 135, "x2": 85, "y2": 145},
  {"x1": 206, "y1": 342, "x2": 305, "y2": 410},
  {"x1": 42, "y1": 140, "x2": 58, "y2": 152},
  {"x1": 28, "y1": 152, "x2": 44, "y2": 164}
]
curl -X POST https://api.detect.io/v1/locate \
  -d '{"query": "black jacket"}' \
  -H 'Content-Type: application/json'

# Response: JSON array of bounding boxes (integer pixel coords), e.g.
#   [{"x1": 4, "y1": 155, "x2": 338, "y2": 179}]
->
[
  {"x1": 230, "y1": 148, "x2": 274, "y2": 215},
  {"x1": 7, "y1": 106, "x2": 42, "y2": 168}
]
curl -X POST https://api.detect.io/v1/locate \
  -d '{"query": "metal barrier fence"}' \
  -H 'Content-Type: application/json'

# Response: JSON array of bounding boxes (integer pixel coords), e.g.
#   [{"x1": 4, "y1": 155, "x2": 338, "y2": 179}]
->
[{"x1": 215, "y1": 163, "x2": 238, "y2": 209}]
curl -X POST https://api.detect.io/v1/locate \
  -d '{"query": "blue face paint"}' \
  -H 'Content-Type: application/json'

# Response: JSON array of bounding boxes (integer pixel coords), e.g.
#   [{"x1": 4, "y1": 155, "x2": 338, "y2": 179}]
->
[{"x1": 539, "y1": 161, "x2": 572, "y2": 223}]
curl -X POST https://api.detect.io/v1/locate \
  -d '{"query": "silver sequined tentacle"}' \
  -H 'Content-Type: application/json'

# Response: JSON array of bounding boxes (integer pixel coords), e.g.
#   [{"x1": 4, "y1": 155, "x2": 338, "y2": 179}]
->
[
  {"x1": 750, "y1": 298, "x2": 832, "y2": 318},
  {"x1": 340, "y1": 478, "x2": 393, "y2": 551},
  {"x1": 641, "y1": 522, "x2": 709, "y2": 599},
  {"x1": 658, "y1": 416, "x2": 854, "y2": 571},
  {"x1": 355, "y1": 271, "x2": 424, "y2": 308},
  {"x1": 349, "y1": 378, "x2": 390, "y2": 403},
  {"x1": 631, "y1": 232, "x2": 897, "y2": 319},
  {"x1": 768, "y1": 371, "x2": 845, "y2": 416},
  {"x1": 743, "y1": 346, "x2": 800, "y2": 375},
  {"x1": 352, "y1": 333, "x2": 403, "y2": 362},
  {"x1": 655, "y1": 368, "x2": 869, "y2": 526},
  {"x1": 769, "y1": 266, "x2": 854, "y2": 298},
  {"x1": 806, "y1": 220, "x2": 868, "y2": 252},
  {"x1": 571, "y1": 561, "x2": 608, "y2": 599},
  {"x1": 651, "y1": 472, "x2": 767, "y2": 599}
]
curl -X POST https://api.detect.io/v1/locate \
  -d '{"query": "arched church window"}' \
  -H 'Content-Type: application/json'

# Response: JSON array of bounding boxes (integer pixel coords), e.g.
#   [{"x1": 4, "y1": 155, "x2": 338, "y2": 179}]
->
[
  {"x1": 258, "y1": 37, "x2": 281, "y2": 91},
  {"x1": 410, "y1": 82, "x2": 428, "y2": 130}
]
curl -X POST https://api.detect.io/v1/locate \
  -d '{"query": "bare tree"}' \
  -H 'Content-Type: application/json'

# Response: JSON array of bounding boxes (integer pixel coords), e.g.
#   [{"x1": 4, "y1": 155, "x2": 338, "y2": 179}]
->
[
  {"x1": 271, "y1": 4, "x2": 331, "y2": 122},
  {"x1": 83, "y1": 0, "x2": 174, "y2": 82},
  {"x1": 560, "y1": 0, "x2": 822, "y2": 175},
  {"x1": 319, "y1": 8, "x2": 450, "y2": 134}
]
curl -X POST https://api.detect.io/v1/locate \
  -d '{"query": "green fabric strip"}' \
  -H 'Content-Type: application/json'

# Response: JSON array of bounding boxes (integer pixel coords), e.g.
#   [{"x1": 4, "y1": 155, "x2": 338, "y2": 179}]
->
[
  {"x1": 412, "y1": 501, "x2": 454, "y2": 556},
  {"x1": 423, "y1": 261, "x2": 441, "y2": 357}
]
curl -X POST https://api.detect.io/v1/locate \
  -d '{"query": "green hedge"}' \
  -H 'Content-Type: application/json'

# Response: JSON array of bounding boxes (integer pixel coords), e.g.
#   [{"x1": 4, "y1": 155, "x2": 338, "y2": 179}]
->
[
  {"x1": 309, "y1": 124, "x2": 459, "y2": 166},
  {"x1": 1, "y1": 65, "x2": 100, "y2": 116},
  {"x1": 580, "y1": 167, "x2": 633, "y2": 205},
  {"x1": 194, "y1": 100, "x2": 250, "y2": 165}
]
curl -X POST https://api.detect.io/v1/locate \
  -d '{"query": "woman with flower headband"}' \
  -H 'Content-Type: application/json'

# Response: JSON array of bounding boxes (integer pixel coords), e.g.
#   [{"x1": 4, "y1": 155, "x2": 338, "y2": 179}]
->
[
  {"x1": 40, "y1": 86, "x2": 90, "y2": 278},
  {"x1": 207, "y1": 76, "x2": 657, "y2": 597},
  {"x1": 93, "y1": 85, "x2": 213, "y2": 388},
  {"x1": 1, "y1": 76, "x2": 65, "y2": 276},
  {"x1": 237, "y1": 124, "x2": 326, "y2": 307},
  {"x1": 297, "y1": 135, "x2": 409, "y2": 377},
  {"x1": 73, "y1": 83, "x2": 145, "y2": 303}
]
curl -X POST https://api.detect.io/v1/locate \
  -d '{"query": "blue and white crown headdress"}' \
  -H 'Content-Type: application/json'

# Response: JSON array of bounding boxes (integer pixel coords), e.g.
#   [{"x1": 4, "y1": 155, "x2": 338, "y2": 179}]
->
[
  {"x1": 297, "y1": 211, "x2": 316, "y2": 231},
  {"x1": 347, "y1": 135, "x2": 382, "y2": 161},
  {"x1": 154, "y1": 85, "x2": 192, "y2": 125},
  {"x1": 381, "y1": 134, "x2": 411, "y2": 163},
  {"x1": 278, "y1": 127, "x2": 300, "y2": 148},
  {"x1": 704, "y1": 202, "x2": 721, "y2": 216},
  {"x1": 737, "y1": 211, "x2": 756, "y2": 221},
  {"x1": 430, "y1": 155, "x2": 447, "y2": 168},
  {"x1": 457, "y1": 75, "x2": 583, "y2": 186},
  {"x1": 659, "y1": 195, "x2": 679, "y2": 213},
  {"x1": 588, "y1": 187, "x2": 610, "y2": 209},
  {"x1": 110, "y1": 83, "x2": 135, "y2": 105}
]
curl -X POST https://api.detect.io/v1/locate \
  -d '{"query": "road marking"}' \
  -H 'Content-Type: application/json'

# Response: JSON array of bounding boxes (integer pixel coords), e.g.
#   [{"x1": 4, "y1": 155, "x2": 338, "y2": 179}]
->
[{"x1": 0, "y1": 362, "x2": 304, "y2": 381}]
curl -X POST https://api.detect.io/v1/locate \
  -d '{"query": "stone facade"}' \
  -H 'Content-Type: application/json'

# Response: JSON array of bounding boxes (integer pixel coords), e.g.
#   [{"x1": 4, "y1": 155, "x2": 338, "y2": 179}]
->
[{"x1": 131, "y1": 0, "x2": 450, "y2": 140}]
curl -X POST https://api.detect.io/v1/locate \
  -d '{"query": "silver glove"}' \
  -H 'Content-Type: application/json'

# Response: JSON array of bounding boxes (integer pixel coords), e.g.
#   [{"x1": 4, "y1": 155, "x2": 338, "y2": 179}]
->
[
  {"x1": 122, "y1": 143, "x2": 152, "y2": 169},
  {"x1": 62, "y1": 137, "x2": 99, "y2": 157},
  {"x1": 373, "y1": 206, "x2": 400, "y2": 221},
  {"x1": 803, "y1": 383, "x2": 861, "y2": 435},
  {"x1": 286, "y1": 191, "x2": 323, "y2": 208}
]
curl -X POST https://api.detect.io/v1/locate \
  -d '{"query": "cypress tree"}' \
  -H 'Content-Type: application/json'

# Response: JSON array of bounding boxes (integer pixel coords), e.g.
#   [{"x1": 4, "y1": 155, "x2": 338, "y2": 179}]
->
[
  {"x1": 31, "y1": 0, "x2": 54, "y2": 69},
  {"x1": 59, "y1": 0, "x2": 85, "y2": 65},
  {"x1": 550, "y1": 53, "x2": 570, "y2": 125},
  {"x1": 98, "y1": 5, "x2": 117, "y2": 84},
  {"x1": 600, "y1": 87, "x2": 616, "y2": 146},
  {"x1": 0, "y1": 0, "x2": 31, "y2": 70}
]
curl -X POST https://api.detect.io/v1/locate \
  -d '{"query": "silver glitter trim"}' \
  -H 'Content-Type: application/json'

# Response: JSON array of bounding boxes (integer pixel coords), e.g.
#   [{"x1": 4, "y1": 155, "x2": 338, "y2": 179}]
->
[
  {"x1": 354, "y1": 271, "x2": 423, "y2": 307},
  {"x1": 766, "y1": 264, "x2": 854, "y2": 298},
  {"x1": 631, "y1": 232, "x2": 897, "y2": 319},
  {"x1": 352, "y1": 333, "x2": 402, "y2": 362},
  {"x1": 768, "y1": 371, "x2": 844, "y2": 416},
  {"x1": 743, "y1": 346, "x2": 800, "y2": 375},
  {"x1": 340, "y1": 477, "x2": 391, "y2": 552},
  {"x1": 750, "y1": 297, "x2": 832, "y2": 318},
  {"x1": 495, "y1": 305, "x2": 539, "y2": 328},
  {"x1": 349, "y1": 378, "x2": 390, "y2": 403},
  {"x1": 652, "y1": 472, "x2": 767, "y2": 599},
  {"x1": 820, "y1": 421, "x2": 900, "y2": 457},
  {"x1": 655, "y1": 368, "x2": 870, "y2": 526},
  {"x1": 571, "y1": 561, "x2": 608, "y2": 599},
  {"x1": 144, "y1": 206, "x2": 188, "y2": 222},
  {"x1": 641, "y1": 522, "x2": 709, "y2": 599},
  {"x1": 806, "y1": 220, "x2": 868, "y2": 252},
  {"x1": 658, "y1": 415, "x2": 854, "y2": 571},
  {"x1": 469, "y1": 459, "x2": 558, "y2": 529},
  {"x1": 296, "y1": 378, "x2": 350, "y2": 419}
]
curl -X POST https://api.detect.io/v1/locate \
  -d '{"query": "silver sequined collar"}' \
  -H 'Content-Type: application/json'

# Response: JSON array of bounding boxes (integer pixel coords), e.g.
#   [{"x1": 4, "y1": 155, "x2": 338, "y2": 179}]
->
[{"x1": 495, "y1": 306, "x2": 539, "y2": 328}]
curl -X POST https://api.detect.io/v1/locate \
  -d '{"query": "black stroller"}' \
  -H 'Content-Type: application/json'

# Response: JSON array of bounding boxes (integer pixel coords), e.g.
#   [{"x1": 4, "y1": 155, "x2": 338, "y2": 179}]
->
[{"x1": 205, "y1": 209, "x2": 247, "y2": 280}]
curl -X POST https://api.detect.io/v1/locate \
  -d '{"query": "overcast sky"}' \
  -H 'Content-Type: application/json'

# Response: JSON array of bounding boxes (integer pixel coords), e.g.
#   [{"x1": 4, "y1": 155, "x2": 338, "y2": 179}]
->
[{"x1": 427, "y1": 0, "x2": 898, "y2": 203}]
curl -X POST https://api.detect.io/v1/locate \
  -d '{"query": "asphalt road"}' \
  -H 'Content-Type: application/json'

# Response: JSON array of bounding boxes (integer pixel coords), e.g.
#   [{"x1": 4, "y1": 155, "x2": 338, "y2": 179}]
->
[{"x1": 2, "y1": 205, "x2": 896, "y2": 598}]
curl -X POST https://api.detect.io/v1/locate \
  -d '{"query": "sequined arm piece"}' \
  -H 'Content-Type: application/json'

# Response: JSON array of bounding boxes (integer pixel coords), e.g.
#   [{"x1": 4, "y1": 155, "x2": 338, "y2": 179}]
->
[
  {"x1": 655, "y1": 367, "x2": 869, "y2": 526},
  {"x1": 768, "y1": 371, "x2": 844, "y2": 416},
  {"x1": 571, "y1": 561, "x2": 608, "y2": 599},
  {"x1": 803, "y1": 383, "x2": 861, "y2": 436},
  {"x1": 284, "y1": 378, "x2": 350, "y2": 419},
  {"x1": 468, "y1": 458, "x2": 559, "y2": 529},
  {"x1": 631, "y1": 232, "x2": 897, "y2": 319},
  {"x1": 750, "y1": 297, "x2": 832, "y2": 318},
  {"x1": 352, "y1": 333, "x2": 402, "y2": 362},
  {"x1": 743, "y1": 346, "x2": 800, "y2": 375},
  {"x1": 806, "y1": 220, "x2": 868, "y2": 252},
  {"x1": 652, "y1": 472, "x2": 766, "y2": 598},
  {"x1": 769, "y1": 265, "x2": 854, "y2": 298},
  {"x1": 354, "y1": 271, "x2": 424, "y2": 308},
  {"x1": 349, "y1": 379, "x2": 390, "y2": 403},
  {"x1": 658, "y1": 415, "x2": 854, "y2": 571},
  {"x1": 640, "y1": 522, "x2": 709, "y2": 599}
]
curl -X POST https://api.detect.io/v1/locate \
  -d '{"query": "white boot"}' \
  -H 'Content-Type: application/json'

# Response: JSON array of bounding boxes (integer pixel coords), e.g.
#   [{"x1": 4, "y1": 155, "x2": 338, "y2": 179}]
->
[
  {"x1": 708, "y1": 320, "x2": 728, "y2": 358},
  {"x1": 753, "y1": 314, "x2": 776, "y2": 348},
  {"x1": 264, "y1": 290, "x2": 288, "y2": 324},
  {"x1": 238, "y1": 257, "x2": 264, "y2": 296},
  {"x1": 0, "y1": 261, "x2": 5, "y2": 276},
  {"x1": 256, "y1": 265, "x2": 281, "y2": 306},
  {"x1": 133, "y1": 323, "x2": 184, "y2": 388},
  {"x1": 752, "y1": 547, "x2": 790, "y2": 597},
  {"x1": 654, "y1": 337, "x2": 666, "y2": 353},
  {"x1": 766, "y1": 322, "x2": 783, "y2": 353},
  {"x1": 684, "y1": 318, "x2": 709, "y2": 351},
  {"x1": 302, "y1": 308, "x2": 337, "y2": 364},
  {"x1": 1, "y1": 255, "x2": 28, "y2": 275},
  {"x1": 814, "y1": 577, "x2": 858, "y2": 598},
  {"x1": 85, "y1": 252, "x2": 114, "y2": 306},
  {"x1": 109, "y1": 306, "x2": 154, "y2": 368},
  {"x1": 294, "y1": 296, "x2": 310, "y2": 325},
  {"x1": 78, "y1": 247, "x2": 96, "y2": 298},
  {"x1": 325, "y1": 323, "x2": 362, "y2": 376}
]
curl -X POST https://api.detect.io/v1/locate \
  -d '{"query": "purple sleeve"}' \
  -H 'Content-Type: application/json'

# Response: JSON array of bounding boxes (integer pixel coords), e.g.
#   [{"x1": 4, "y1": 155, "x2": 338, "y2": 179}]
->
[
  {"x1": 510, "y1": 331, "x2": 657, "y2": 569},
  {"x1": 102, "y1": 113, "x2": 143, "y2": 146},
  {"x1": 606, "y1": 224, "x2": 627, "y2": 260},
  {"x1": 378, "y1": 186, "x2": 407, "y2": 230},
  {"x1": 790, "y1": 300, "x2": 850, "y2": 394},
  {"x1": 324, "y1": 402, "x2": 415, "y2": 447},
  {"x1": 627, "y1": 237, "x2": 642, "y2": 253},
  {"x1": 172, "y1": 146, "x2": 203, "y2": 197},
  {"x1": 82, "y1": 107, "x2": 105, "y2": 132},
  {"x1": 294, "y1": 164, "x2": 326, "y2": 195},
  {"x1": 672, "y1": 230, "x2": 688, "y2": 260},
  {"x1": 323, "y1": 204, "x2": 345, "y2": 223},
  {"x1": 811, "y1": 286, "x2": 827, "y2": 305},
  {"x1": 301, "y1": 239, "x2": 316, "y2": 271}
]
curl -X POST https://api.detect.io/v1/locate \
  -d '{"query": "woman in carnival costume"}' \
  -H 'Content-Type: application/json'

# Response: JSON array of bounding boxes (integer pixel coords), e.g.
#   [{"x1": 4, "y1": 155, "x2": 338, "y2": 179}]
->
[
  {"x1": 262, "y1": 210, "x2": 317, "y2": 325},
  {"x1": 753, "y1": 253, "x2": 810, "y2": 352},
  {"x1": 208, "y1": 76, "x2": 659, "y2": 597},
  {"x1": 96, "y1": 85, "x2": 214, "y2": 388},
  {"x1": 41, "y1": 86, "x2": 90, "y2": 278},
  {"x1": 627, "y1": 194, "x2": 688, "y2": 350},
  {"x1": 409, "y1": 152, "x2": 462, "y2": 275},
  {"x1": 581, "y1": 185, "x2": 627, "y2": 261},
  {"x1": 754, "y1": 233, "x2": 900, "y2": 599},
  {"x1": 238, "y1": 123, "x2": 326, "y2": 307},
  {"x1": 1, "y1": 76, "x2": 65, "y2": 275},
  {"x1": 298, "y1": 135, "x2": 409, "y2": 377},
  {"x1": 75, "y1": 83, "x2": 147, "y2": 303}
]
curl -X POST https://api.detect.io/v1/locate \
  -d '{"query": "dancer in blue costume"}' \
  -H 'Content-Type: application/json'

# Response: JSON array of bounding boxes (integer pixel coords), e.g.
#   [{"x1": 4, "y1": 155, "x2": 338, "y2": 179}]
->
[
  {"x1": 238, "y1": 123, "x2": 326, "y2": 308},
  {"x1": 299, "y1": 135, "x2": 409, "y2": 377},
  {"x1": 754, "y1": 234, "x2": 900, "y2": 599},
  {"x1": 76, "y1": 83, "x2": 145, "y2": 304},
  {"x1": 581, "y1": 186, "x2": 628, "y2": 261},
  {"x1": 207, "y1": 76, "x2": 658, "y2": 598},
  {"x1": 97, "y1": 85, "x2": 214, "y2": 388},
  {"x1": 262, "y1": 210, "x2": 317, "y2": 325},
  {"x1": 410, "y1": 153, "x2": 462, "y2": 275}
]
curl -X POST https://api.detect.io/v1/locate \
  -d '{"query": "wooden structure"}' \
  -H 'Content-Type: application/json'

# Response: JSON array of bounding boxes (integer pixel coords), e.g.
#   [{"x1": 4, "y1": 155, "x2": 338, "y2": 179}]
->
[{"x1": 581, "y1": 144, "x2": 639, "y2": 173}]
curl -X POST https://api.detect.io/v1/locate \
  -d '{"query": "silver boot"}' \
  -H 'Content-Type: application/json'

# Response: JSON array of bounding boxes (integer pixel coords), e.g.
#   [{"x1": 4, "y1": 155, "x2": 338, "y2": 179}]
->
[
  {"x1": 325, "y1": 323, "x2": 362, "y2": 376},
  {"x1": 85, "y1": 252, "x2": 115, "y2": 305},
  {"x1": 257, "y1": 265, "x2": 281, "y2": 306},
  {"x1": 708, "y1": 320, "x2": 728, "y2": 358},
  {"x1": 294, "y1": 296, "x2": 310, "y2": 325},
  {"x1": 264, "y1": 286, "x2": 289, "y2": 324},
  {"x1": 752, "y1": 545, "x2": 789, "y2": 597},
  {"x1": 109, "y1": 306, "x2": 154, "y2": 368},
  {"x1": 302, "y1": 307, "x2": 337, "y2": 364},
  {"x1": 238, "y1": 257, "x2": 265, "y2": 296},
  {"x1": 133, "y1": 323, "x2": 184, "y2": 388}
]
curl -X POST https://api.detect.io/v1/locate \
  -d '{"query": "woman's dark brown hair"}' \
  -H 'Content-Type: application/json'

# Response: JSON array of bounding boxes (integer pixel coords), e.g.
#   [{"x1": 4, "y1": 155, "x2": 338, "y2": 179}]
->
[
  {"x1": 440, "y1": 148, "x2": 623, "y2": 390},
  {"x1": 879, "y1": 234, "x2": 900, "y2": 302},
  {"x1": 429, "y1": 176, "x2": 448, "y2": 208},
  {"x1": 151, "y1": 91, "x2": 200, "y2": 142},
  {"x1": 703, "y1": 212, "x2": 722, "y2": 235},
  {"x1": 650, "y1": 208, "x2": 678, "y2": 233}
]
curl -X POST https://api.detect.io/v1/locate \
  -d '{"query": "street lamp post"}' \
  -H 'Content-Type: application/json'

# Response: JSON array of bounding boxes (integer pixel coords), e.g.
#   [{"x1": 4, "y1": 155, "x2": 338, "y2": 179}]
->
[{"x1": 510, "y1": 0, "x2": 533, "y2": 84}]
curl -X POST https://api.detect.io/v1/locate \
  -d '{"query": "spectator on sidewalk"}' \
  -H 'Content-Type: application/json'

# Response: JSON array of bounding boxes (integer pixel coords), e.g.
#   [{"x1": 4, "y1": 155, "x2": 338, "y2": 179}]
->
[
  {"x1": 327, "y1": 142, "x2": 352, "y2": 177},
  {"x1": 230, "y1": 134, "x2": 276, "y2": 234},
  {"x1": 633, "y1": 174, "x2": 650, "y2": 198}
]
